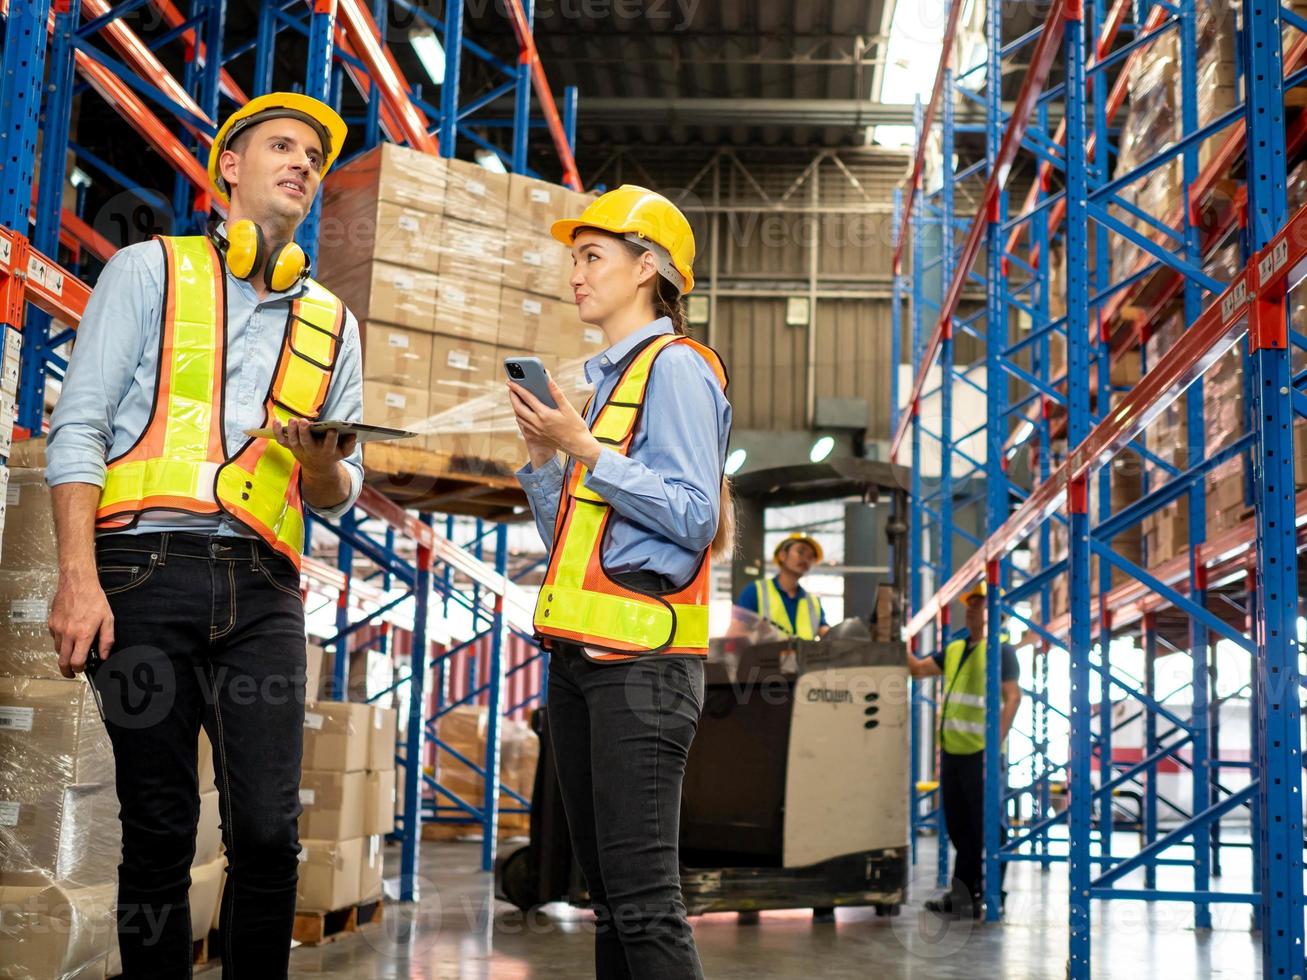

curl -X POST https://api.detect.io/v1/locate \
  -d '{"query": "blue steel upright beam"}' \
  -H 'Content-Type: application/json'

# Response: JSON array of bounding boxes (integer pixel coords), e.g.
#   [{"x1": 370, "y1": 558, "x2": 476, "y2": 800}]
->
[
  {"x1": 439, "y1": 0, "x2": 464, "y2": 157},
  {"x1": 20, "y1": 0, "x2": 79, "y2": 432},
  {"x1": 400, "y1": 514, "x2": 434, "y2": 902},
  {"x1": 1176, "y1": 0, "x2": 1212, "y2": 928},
  {"x1": 938, "y1": 67, "x2": 956, "y2": 648},
  {"x1": 1061, "y1": 1, "x2": 1093, "y2": 975},
  {"x1": 982, "y1": 0, "x2": 1007, "y2": 922},
  {"x1": 511, "y1": 0, "x2": 535, "y2": 173},
  {"x1": 480, "y1": 523, "x2": 508, "y2": 872},
  {"x1": 0, "y1": 0, "x2": 51, "y2": 234},
  {"x1": 301, "y1": 0, "x2": 338, "y2": 264},
  {"x1": 891, "y1": 188, "x2": 903, "y2": 438},
  {"x1": 1240, "y1": 0, "x2": 1303, "y2": 971}
]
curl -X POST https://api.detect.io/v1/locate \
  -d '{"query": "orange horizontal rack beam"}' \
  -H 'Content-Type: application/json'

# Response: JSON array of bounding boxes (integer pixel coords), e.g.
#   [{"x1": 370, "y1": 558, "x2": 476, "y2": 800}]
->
[{"x1": 0, "y1": 226, "x2": 92, "y2": 328}]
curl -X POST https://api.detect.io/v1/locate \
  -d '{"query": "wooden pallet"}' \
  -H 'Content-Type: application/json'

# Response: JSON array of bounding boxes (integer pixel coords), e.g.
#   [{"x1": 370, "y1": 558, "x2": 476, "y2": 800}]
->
[
  {"x1": 292, "y1": 899, "x2": 384, "y2": 947},
  {"x1": 363, "y1": 442, "x2": 528, "y2": 520}
]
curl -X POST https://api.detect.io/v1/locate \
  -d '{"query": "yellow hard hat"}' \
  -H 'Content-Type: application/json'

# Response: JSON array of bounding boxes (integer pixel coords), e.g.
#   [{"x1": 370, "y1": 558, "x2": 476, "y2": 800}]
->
[
  {"x1": 774, "y1": 533, "x2": 823, "y2": 564},
  {"x1": 551, "y1": 184, "x2": 696, "y2": 294},
  {"x1": 961, "y1": 581, "x2": 987, "y2": 603},
  {"x1": 208, "y1": 92, "x2": 348, "y2": 205}
]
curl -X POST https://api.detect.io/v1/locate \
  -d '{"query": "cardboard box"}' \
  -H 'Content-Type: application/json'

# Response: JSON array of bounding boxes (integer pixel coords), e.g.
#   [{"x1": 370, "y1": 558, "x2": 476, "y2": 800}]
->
[
  {"x1": 442, "y1": 157, "x2": 509, "y2": 227},
  {"x1": 438, "y1": 219, "x2": 506, "y2": 285},
  {"x1": 433, "y1": 277, "x2": 501, "y2": 345},
  {"x1": 503, "y1": 226, "x2": 569, "y2": 297},
  {"x1": 321, "y1": 141, "x2": 448, "y2": 215},
  {"x1": 362, "y1": 324, "x2": 434, "y2": 389},
  {"x1": 298, "y1": 769, "x2": 367, "y2": 841},
  {"x1": 0, "y1": 877, "x2": 116, "y2": 980},
  {"x1": 306, "y1": 643, "x2": 324, "y2": 705},
  {"x1": 0, "y1": 569, "x2": 60, "y2": 679},
  {"x1": 2, "y1": 469, "x2": 56, "y2": 573},
  {"x1": 362, "y1": 382, "x2": 431, "y2": 433},
  {"x1": 302, "y1": 700, "x2": 372, "y2": 773},
  {"x1": 497, "y1": 288, "x2": 554, "y2": 351},
  {"x1": 554, "y1": 307, "x2": 607, "y2": 363},
  {"x1": 359, "y1": 834, "x2": 383, "y2": 904},
  {"x1": 188, "y1": 856, "x2": 225, "y2": 942},
  {"x1": 367, "y1": 706, "x2": 398, "y2": 772},
  {"x1": 428, "y1": 336, "x2": 499, "y2": 413},
  {"x1": 0, "y1": 782, "x2": 120, "y2": 882},
  {"x1": 364, "y1": 768, "x2": 396, "y2": 837},
  {"x1": 325, "y1": 261, "x2": 439, "y2": 333},
  {"x1": 296, "y1": 837, "x2": 363, "y2": 912},
  {"x1": 195, "y1": 789, "x2": 221, "y2": 865},
  {"x1": 508, "y1": 173, "x2": 568, "y2": 230},
  {"x1": 0, "y1": 677, "x2": 113, "y2": 792},
  {"x1": 318, "y1": 200, "x2": 444, "y2": 277}
]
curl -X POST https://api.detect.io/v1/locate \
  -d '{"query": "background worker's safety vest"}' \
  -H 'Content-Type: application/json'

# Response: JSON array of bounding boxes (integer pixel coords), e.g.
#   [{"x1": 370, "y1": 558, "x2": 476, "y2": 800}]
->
[
  {"x1": 96, "y1": 235, "x2": 343, "y2": 571},
  {"x1": 534, "y1": 334, "x2": 728, "y2": 661},
  {"x1": 940, "y1": 636, "x2": 990, "y2": 754},
  {"x1": 759, "y1": 577, "x2": 822, "y2": 639}
]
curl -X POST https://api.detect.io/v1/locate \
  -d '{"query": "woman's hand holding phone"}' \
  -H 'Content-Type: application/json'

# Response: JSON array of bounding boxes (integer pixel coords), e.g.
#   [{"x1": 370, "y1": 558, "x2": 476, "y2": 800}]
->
[{"x1": 507, "y1": 370, "x2": 602, "y2": 471}]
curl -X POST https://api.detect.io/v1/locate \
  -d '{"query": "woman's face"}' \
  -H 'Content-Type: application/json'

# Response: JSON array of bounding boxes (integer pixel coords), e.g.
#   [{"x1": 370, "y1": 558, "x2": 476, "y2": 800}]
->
[{"x1": 568, "y1": 229, "x2": 654, "y2": 325}]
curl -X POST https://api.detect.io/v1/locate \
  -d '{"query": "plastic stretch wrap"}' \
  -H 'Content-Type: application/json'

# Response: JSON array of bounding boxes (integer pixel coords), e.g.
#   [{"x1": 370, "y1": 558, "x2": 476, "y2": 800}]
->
[
  {"x1": 0, "y1": 878, "x2": 116, "y2": 980},
  {"x1": 0, "y1": 470, "x2": 61, "y2": 679}
]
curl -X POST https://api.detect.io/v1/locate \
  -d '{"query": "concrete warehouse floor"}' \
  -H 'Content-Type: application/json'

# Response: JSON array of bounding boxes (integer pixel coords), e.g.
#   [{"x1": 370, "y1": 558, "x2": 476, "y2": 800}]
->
[{"x1": 207, "y1": 839, "x2": 1261, "y2": 979}]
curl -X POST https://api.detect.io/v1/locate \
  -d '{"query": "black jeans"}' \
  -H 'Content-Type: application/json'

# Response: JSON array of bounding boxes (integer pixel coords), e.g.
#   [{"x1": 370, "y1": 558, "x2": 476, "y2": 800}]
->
[
  {"x1": 88, "y1": 531, "x2": 307, "y2": 980},
  {"x1": 940, "y1": 749, "x2": 1008, "y2": 905},
  {"x1": 547, "y1": 642, "x2": 706, "y2": 980}
]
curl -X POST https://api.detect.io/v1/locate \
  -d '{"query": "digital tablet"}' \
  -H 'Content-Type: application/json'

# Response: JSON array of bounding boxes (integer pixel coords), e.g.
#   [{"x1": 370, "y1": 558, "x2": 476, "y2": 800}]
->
[{"x1": 243, "y1": 420, "x2": 420, "y2": 444}]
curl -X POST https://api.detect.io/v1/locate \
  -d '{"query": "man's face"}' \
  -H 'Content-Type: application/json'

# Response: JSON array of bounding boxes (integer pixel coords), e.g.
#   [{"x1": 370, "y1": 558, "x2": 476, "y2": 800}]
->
[
  {"x1": 220, "y1": 118, "x2": 325, "y2": 227},
  {"x1": 779, "y1": 541, "x2": 818, "y2": 577},
  {"x1": 965, "y1": 595, "x2": 986, "y2": 638}
]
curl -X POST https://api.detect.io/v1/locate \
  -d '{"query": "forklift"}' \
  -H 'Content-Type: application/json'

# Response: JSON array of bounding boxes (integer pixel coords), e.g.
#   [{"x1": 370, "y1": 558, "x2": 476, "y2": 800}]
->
[{"x1": 494, "y1": 629, "x2": 910, "y2": 917}]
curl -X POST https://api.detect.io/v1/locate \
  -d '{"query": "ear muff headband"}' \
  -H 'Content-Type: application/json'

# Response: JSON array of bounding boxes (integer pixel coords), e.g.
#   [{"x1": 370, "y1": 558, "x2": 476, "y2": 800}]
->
[{"x1": 209, "y1": 219, "x2": 310, "y2": 291}]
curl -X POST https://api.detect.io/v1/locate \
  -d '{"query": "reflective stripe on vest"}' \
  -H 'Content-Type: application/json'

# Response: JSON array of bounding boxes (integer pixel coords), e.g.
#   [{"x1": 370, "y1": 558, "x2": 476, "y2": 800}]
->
[
  {"x1": 534, "y1": 334, "x2": 728, "y2": 660},
  {"x1": 759, "y1": 577, "x2": 821, "y2": 640},
  {"x1": 96, "y1": 236, "x2": 342, "y2": 571},
  {"x1": 940, "y1": 636, "x2": 988, "y2": 754}
]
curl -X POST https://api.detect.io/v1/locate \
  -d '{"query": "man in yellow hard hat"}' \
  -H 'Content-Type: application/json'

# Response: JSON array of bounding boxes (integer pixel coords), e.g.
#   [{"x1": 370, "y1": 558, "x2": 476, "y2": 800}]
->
[
  {"x1": 906, "y1": 580, "x2": 1022, "y2": 918},
  {"x1": 46, "y1": 93, "x2": 363, "y2": 977},
  {"x1": 732, "y1": 532, "x2": 830, "y2": 639}
]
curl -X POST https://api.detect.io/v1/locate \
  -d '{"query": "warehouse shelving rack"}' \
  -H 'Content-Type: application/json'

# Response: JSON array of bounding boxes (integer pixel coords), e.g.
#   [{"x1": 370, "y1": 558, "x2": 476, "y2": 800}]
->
[
  {"x1": 891, "y1": 0, "x2": 1306, "y2": 973},
  {"x1": 0, "y1": 0, "x2": 578, "y2": 901}
]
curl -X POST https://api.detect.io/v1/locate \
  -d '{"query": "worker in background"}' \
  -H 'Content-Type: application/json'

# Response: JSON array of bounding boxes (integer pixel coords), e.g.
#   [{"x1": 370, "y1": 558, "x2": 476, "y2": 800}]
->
[
  {"x1": 46, "y1": 94, "x2": 363, "y2": 978},
  {"x1": 732, "y1": 532, "x2": 830, "y2": 639},
  {"x1": 907, "y1": 580, "x2": 1022, "y2": 919},
  {"x1": 508, "y1": 185, "x2": 730, "y2": 979}
]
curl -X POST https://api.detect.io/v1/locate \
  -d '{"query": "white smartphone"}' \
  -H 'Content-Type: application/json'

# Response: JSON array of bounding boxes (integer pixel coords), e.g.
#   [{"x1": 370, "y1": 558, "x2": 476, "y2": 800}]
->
[{"x1": 504, "y1": 356, "x2": 557, "y2": 409}]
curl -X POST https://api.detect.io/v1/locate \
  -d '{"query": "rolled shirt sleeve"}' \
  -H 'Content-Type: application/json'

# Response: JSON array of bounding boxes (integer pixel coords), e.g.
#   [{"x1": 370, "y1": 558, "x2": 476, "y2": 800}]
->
[
  {"x1": 46, "y1": 243, "x2": 158, "y2": 489},
  {"x1": 517, "y1": 454, "x2": 564, "y2": 551},
  {"x1": 305, "y1": 309, "x2": 365, "y2": 520},
  {"x1": 581, "y1": 345, "x2": 730, "y2": 553}
]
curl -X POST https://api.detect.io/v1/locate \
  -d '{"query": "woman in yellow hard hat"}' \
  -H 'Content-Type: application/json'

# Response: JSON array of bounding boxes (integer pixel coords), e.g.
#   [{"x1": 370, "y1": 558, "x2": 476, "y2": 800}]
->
[{"x1": 507, "y1": 185, "x2": 732, "y2": 978}]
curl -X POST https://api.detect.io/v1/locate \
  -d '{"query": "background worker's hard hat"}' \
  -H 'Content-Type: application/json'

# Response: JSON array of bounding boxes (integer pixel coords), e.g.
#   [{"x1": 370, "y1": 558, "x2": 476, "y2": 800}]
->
[
  {"x1": 551, "y1": 184, "x2": 697, "y2": 294},
  {"x1": 774, "y1": 532, "x2": 823, "y2": 564},
  {"x1": 208, "y1": 93, "x2": 348, "y2": 205},
  {"x1": 961, "y1": 581, "x2": 987, "y2": 603}
]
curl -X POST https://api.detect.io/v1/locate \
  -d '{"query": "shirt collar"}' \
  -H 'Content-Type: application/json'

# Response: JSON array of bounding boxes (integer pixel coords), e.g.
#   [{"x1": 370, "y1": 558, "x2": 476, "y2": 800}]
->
[
  {"x1": 772, "y1": 574, "x2": 805, "y2": 599},
  {"x1": 583, "y1": 317, "x2": 674, "y2": 386}
]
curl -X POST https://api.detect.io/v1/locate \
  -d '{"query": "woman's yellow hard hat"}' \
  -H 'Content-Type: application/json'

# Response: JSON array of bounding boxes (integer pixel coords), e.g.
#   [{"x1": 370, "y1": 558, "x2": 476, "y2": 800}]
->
[
  {"x1": 208, "y1": 93, "x2": 348, "y2": 205},
  {"x1": 551, "y1": 184, "x2": 696, "y2": 294},
  {"x1": 774, "y1": 533, "x2": 823, "y2": 564}
]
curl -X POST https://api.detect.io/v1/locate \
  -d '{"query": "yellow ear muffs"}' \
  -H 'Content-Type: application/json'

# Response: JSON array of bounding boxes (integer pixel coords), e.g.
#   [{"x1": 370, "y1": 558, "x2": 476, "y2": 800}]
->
[
  {"x1": 264, "y1": 240, "x2": 309, "y2": 292},
  {"x1": 224, "y1": 219, "x2": 264, "y2": 280}
]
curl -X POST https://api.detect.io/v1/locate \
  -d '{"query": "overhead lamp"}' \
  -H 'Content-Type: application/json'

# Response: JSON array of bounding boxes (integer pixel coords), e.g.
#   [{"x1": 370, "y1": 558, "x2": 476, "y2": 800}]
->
[
  {"x1": 809, "y1": 436, "x2": 836, "y2": 463},
  {"x1": 724, "y1": 448, "x2": 747, "y2": 475},
  {"x1": 409, "y1": 28, "x2": 445, "y2": 87},
  {"x1": 474, "y1": 148, "x2": 508, "y2": 174}
]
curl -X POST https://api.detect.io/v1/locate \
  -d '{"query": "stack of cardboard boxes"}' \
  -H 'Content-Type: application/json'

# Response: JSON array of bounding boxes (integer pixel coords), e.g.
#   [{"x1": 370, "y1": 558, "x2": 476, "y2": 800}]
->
[
  {"x1": 0, "y1": 470, "x2": 118, "y2": 978},
  {"x1": 318, "y1": 144, "x2": 602, "y2": 484},
  {"x1": 296, "y1": 697, "x2": 397, "y2": 913},
  {"x1": 428, "y1": 705, "x2": 538, "y2": 840}
]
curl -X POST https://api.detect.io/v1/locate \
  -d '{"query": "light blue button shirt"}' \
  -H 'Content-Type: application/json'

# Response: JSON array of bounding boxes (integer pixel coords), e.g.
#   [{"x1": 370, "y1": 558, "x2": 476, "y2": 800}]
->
[
  {"x1": 517, "y1": 318, "x2": 732, "y2": 585},
  {"x1": 46, "y1": 239, "x2": 364, "y2": 534}
]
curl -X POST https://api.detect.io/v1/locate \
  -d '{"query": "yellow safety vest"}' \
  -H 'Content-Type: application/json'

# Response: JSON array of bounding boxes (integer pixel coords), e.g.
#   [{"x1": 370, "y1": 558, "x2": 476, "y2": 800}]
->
[
  {"x1": 759, "y1": 577, "x2": 822, "y2": 639},
  {"x1": 96, "y1": 235, "x2": 343, "y2": 571},
  {"x1": 534, "y1": 334, "x2": 729, "y2": 660},
  {"x1": 940, "y1": 635, "x2": 1006, "y2": 754}
]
